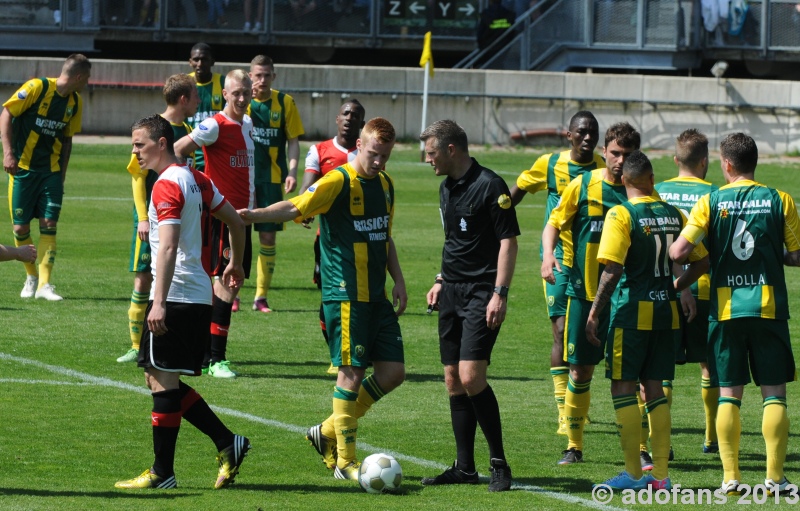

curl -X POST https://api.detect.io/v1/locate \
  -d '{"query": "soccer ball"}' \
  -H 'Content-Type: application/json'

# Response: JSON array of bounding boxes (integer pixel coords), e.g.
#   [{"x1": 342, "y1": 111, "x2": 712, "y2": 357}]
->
[{"x1": 358, "y1": 453, "x2": 403, "y2": 494}]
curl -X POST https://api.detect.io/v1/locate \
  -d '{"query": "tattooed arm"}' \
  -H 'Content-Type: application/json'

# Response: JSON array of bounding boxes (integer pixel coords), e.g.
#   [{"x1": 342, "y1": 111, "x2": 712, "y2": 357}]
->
[{"x1": 585, "y1": 262, "x2": 623, "y2": 347}]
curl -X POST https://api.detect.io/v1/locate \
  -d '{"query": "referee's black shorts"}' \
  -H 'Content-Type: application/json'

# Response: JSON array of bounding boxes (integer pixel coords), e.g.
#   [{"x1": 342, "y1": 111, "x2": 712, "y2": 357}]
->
[
  {"x1": 438, "y1": 281, "x2": 500, "y2": 365},
  {"x1": 138, "y1": 301, "x2": 213, "y2": 376}
]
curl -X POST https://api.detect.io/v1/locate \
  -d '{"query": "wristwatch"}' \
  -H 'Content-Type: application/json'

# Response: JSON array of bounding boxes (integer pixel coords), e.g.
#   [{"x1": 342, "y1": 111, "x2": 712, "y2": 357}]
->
[{"x1": 493, "y1": 285, "x2": 509, "y2": 297}]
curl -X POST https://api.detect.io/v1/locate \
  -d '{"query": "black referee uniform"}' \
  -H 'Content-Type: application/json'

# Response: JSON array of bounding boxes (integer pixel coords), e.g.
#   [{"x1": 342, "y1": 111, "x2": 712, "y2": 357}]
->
[{"x1": 437, "y1": 158, "x2": 521, "y2": 364}]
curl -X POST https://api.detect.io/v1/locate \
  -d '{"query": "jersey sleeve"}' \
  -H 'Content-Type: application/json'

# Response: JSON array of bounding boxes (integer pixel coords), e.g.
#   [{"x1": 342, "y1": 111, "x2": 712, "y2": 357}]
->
[
  {"x1": 152, "y1": 179, "x2": 185, "y2": 225},
  {"x1": 780, "y1": 190, "x2": 800, "y2": 252},
  {"x1": 63, "y1": 94, "x2": 82, "y2": 137},
  {"x1": 547, "y1": 175, "x2": 581, "y2": 230},
  {"x1": 189, "y1": 117, "x2": 220, "y2": 148},
  {"x1": 289, "y1": 169, "x2": 346, "y2": 221},
  {"x1": 3, "y1": 79, "x2": 43, "y2": 116},
  {"x1": 597, "y1": 205, "x2": 632, "y2": 265},
  {"x1": 304, "y1": 144, "x2": 321, "y2": 175},
  {"x1": 283, "y1": 95, "x2": 305, "y2": 139},
  {"x1": 515, "y1": 154, "x2": 549, "y2": 194},
  {"x1": 681, "y1": 194, "x2": 712, "y2": 246},
  {"x1": 488, "y1": 175, "x2": 520, "y2": 240},
  {"x1": 192, "y1": 169, "x2": 225, "y2": 213}
]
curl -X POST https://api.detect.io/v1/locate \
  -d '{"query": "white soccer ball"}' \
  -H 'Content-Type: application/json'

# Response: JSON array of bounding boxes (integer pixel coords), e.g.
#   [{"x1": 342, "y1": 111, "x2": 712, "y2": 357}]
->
[{"x1": 358, "y1": 453, "x2": 403, "y2": 494}]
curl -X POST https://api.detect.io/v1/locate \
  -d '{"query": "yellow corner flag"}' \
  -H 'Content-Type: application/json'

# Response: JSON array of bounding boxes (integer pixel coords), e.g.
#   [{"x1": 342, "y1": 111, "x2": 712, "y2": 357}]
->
[{"x1": 420, "y1": 31, "x2": 434, "y2": 78}]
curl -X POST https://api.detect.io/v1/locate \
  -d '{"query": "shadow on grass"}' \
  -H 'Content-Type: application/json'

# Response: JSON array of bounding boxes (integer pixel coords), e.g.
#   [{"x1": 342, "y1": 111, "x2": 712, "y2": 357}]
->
[
  {"x1": 0, "y1": 488, "x2": 200, "y2": 499},
  {"x1": 515, "y1": 476, "x2": 597, "y2": 494},
  {"x1": 233, "y1": 482, "x2": 424, "y2": 495}
]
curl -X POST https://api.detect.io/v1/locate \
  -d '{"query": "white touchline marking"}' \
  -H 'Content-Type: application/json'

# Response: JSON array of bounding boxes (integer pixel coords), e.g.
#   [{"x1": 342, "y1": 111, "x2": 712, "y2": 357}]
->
[{"x1": 0, "y1": 352, "x2": 623, "y2": 510}]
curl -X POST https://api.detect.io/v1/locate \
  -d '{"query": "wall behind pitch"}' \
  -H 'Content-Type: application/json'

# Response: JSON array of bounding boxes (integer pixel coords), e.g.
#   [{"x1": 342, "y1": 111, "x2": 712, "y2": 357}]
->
[{"x1": 2, "y1": 57, "x2": 800, "y2": 153}]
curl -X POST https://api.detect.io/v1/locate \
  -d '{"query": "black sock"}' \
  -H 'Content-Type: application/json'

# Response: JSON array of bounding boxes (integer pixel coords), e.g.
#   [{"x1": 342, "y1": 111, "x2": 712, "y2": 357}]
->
[
  {"x1": 450, "y1": 393, "x2": 477, "y2": 473},
  {"x1": 470, "y1": 384, "x2": 506, "y2": 462},
  {"x1": 151, "y1": 389, "x2": 182, "y2": 477},
  {"x1": 178, "y1": 381, "x2": 234, "y2": 451},
  {"x1": 209, "y1": 296, "x2": 233, "y2": 364}
]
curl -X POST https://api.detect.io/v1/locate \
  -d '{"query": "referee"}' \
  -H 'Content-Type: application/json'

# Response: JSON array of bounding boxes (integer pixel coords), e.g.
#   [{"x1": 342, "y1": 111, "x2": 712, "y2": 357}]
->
[{"x1": 420, "y1": 120, "x2": 520, "y2": 492}]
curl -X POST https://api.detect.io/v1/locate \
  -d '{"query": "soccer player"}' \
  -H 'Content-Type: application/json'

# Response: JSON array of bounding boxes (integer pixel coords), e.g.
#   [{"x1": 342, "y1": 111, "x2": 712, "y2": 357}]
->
[
  {"x1": 238, "y1": 117, "x2": 407, "y2": 483},
  {"x1": 654, "y1": 128, "x2": 719, "y2": 453},
  {"x1": 1, "y1": 53, "x2": 91, "y2": 301},
  {"x1": 300, "y1": 98, "x2": 366, "y2": 356},
  {"x1": 670, "y1": 133, "x2": 800, "y2": 495},
  {"x1": 115, "y1": 114, "x2": 250, "y2": 490},
  {"x1": 510, "y1": 111, "x2": 604, "y2": 435},
  {"x1": 187, "y1": 42, "x2": 225, "y2": 172},
  {"x1": 117, "y1": 74, "x2": 200, "y2": 364},
  {"x1": 175, "y1": 69, "x2": 255, "y2": 379},
  {"x1": 247, "y1": 55, "x2": 305, "y2": 313},
  {"x1": 542, "y1": 122, "x2": 637, "y2": 465},
  {"x1": 588, "y1": 150, "x2": 708, "y2": 491},
  {"x1": 421, "y1": 120, "x2": 519, "y2": 492}
]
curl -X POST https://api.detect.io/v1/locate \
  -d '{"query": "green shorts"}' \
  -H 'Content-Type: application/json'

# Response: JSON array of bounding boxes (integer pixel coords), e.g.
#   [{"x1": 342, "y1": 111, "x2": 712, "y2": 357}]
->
[
  {"x1": 128, "y1": 169, "x2": 157, "y2": 273},
  {"x1": 708, "y1": 318, "x2": 795, "y2": 387},
  {"x1": 253, "y1": 181, "x2": 285, "y2": 233},
  {"x1": 542, "y1": 262, "x2": 569, "y2": 318},
  {"x1": 564, "y1": 296, "x2": 608, "y2": 366},
  {"x1": 324, "y1": 299, "x2": 404, "y2": 368},
  {"x1": 129, "y1": 207, "x2": 152, "y2": 273},
  {"x1": 606, "y1": 328, "x2": 676, "y2": 382},
  {"x1": 675, "y1": 297, "x2": 710, "y2": 364},
  {"x1": 9, "y1": 169, "x2": 63, "y2": 225}
]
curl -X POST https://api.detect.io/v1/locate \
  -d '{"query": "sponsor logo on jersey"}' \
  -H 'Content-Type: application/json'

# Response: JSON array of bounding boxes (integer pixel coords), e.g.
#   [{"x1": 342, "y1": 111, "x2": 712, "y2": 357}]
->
[
  {"x1": 308, "y1": 185, "x2": 316, "y2": 193},
  {"x1": 17, "y1": 90, "x2": 27, "y2": 100},
  {"x1": 199, "y1": 124, "x2": 209, "y2": 130},
  {"x1": 498, "y1": 194, "x2": 511, "y2": 209},
  {"x1": 353, "y1": 215, "x2": 390, "y2": 232},
  {"x1": 720, "y1": 208, "x2": 729, "y2": 218}
]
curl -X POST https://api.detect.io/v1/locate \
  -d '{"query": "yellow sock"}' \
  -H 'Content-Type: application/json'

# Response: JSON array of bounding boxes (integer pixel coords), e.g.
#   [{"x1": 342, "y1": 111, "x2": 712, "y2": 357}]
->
[
  {"x1": 332, "y1": 386, "x2": 359, "y2": 467},
  {"x1": 128, "y1": 290, "x2": 148, "y2": 350},
  {"x1": 14, "y1": 232, "x2": 37, "y2": 276},
  {"x1": 255, "y1": 244, "x2": 276, "y2": 298},
  {"x1": 322, "y1": 376, "x2": 383, "y2": 438},
  {"x1": 646, "y1": 397, "x2": 671, "y2": 480},
  {"x1": 613, "y1": 394, "x2": 643, "y2": 479},
  {"x1": 717, "y1": 397, "x2": 742, "y2": 483},
  {"x1": 565, "y1": 376, "x2": 591, "y2": 451},
  {"x1": 37, "y1": 233, "x2": 56, "y2": 287},
  {"x1": 701, "y1": 378, "x2": 719, "y2": 445},
  {"x1": 551, "y1": 366, "x2": 568, "y2": 428},
  {"x1": 637, "y1": 392, "x2": 649, "y2": 451},
  {"x1": 763, "y1": 397, "x2": 789, "y2": 482},
  {"x1": 662, "y1": 380, "x2": 673, "y2": 408}
]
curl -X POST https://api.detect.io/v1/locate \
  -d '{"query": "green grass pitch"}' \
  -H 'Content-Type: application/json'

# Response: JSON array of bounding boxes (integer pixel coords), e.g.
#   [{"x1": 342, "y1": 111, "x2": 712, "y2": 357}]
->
[{"x1": 1, "y1": 142, "x2": 800, "y2": 510}]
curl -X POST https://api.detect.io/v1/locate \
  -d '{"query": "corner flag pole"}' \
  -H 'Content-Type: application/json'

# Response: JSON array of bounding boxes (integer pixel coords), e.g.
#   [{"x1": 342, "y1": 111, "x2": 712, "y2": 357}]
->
[{"x1": 419, "y1": 31, "x2": 434, "y2": 162}]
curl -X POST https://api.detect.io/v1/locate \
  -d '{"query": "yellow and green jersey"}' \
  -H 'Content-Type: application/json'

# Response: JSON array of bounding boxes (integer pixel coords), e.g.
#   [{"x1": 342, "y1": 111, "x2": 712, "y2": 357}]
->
[
  {"x1": 290, "y1": 163, "x2": 394, "y2": 303},
  {"x1": 599, "y1": 196, "x2": 707, "y2": 330},
  {"x1": 681, "y1": 180, "x2": 800, "y2": 321},
  {"x1": 516, "y1": 150, "x2": 605, "y2": 260},
  {"x1": 548, "y1": 168, "x2": 627, "y2": 301},
  {"x1": 3, "y1": 77, "x2": 83, "y2": 172},
  {"x1": 655, "y1": 176, "x2": 716, "y2": 300},
  {"x1": 187, "y1": 72, "x2": 225, "y2": 170},
  {"x1": 248, "y1": 89, "x2": 304, "y2": 184}
]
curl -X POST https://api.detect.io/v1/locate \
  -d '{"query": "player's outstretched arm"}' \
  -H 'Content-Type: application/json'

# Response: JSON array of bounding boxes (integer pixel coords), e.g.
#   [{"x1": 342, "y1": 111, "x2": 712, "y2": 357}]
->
[
  {"x1": 0, "y1": 244, "x2": 36, "y2": 263},
  {"x1": 238, "y1": 200, "x2": 300, "y2": 225},
  {"x1": 387, "y1": 236, "x2": 407, "y2": 316}
]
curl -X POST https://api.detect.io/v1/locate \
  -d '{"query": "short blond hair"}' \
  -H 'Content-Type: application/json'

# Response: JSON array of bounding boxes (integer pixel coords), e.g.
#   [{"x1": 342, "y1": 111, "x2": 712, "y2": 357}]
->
[{"x1": 361, "y1": 117, "x2": 396, "y2": 144}]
